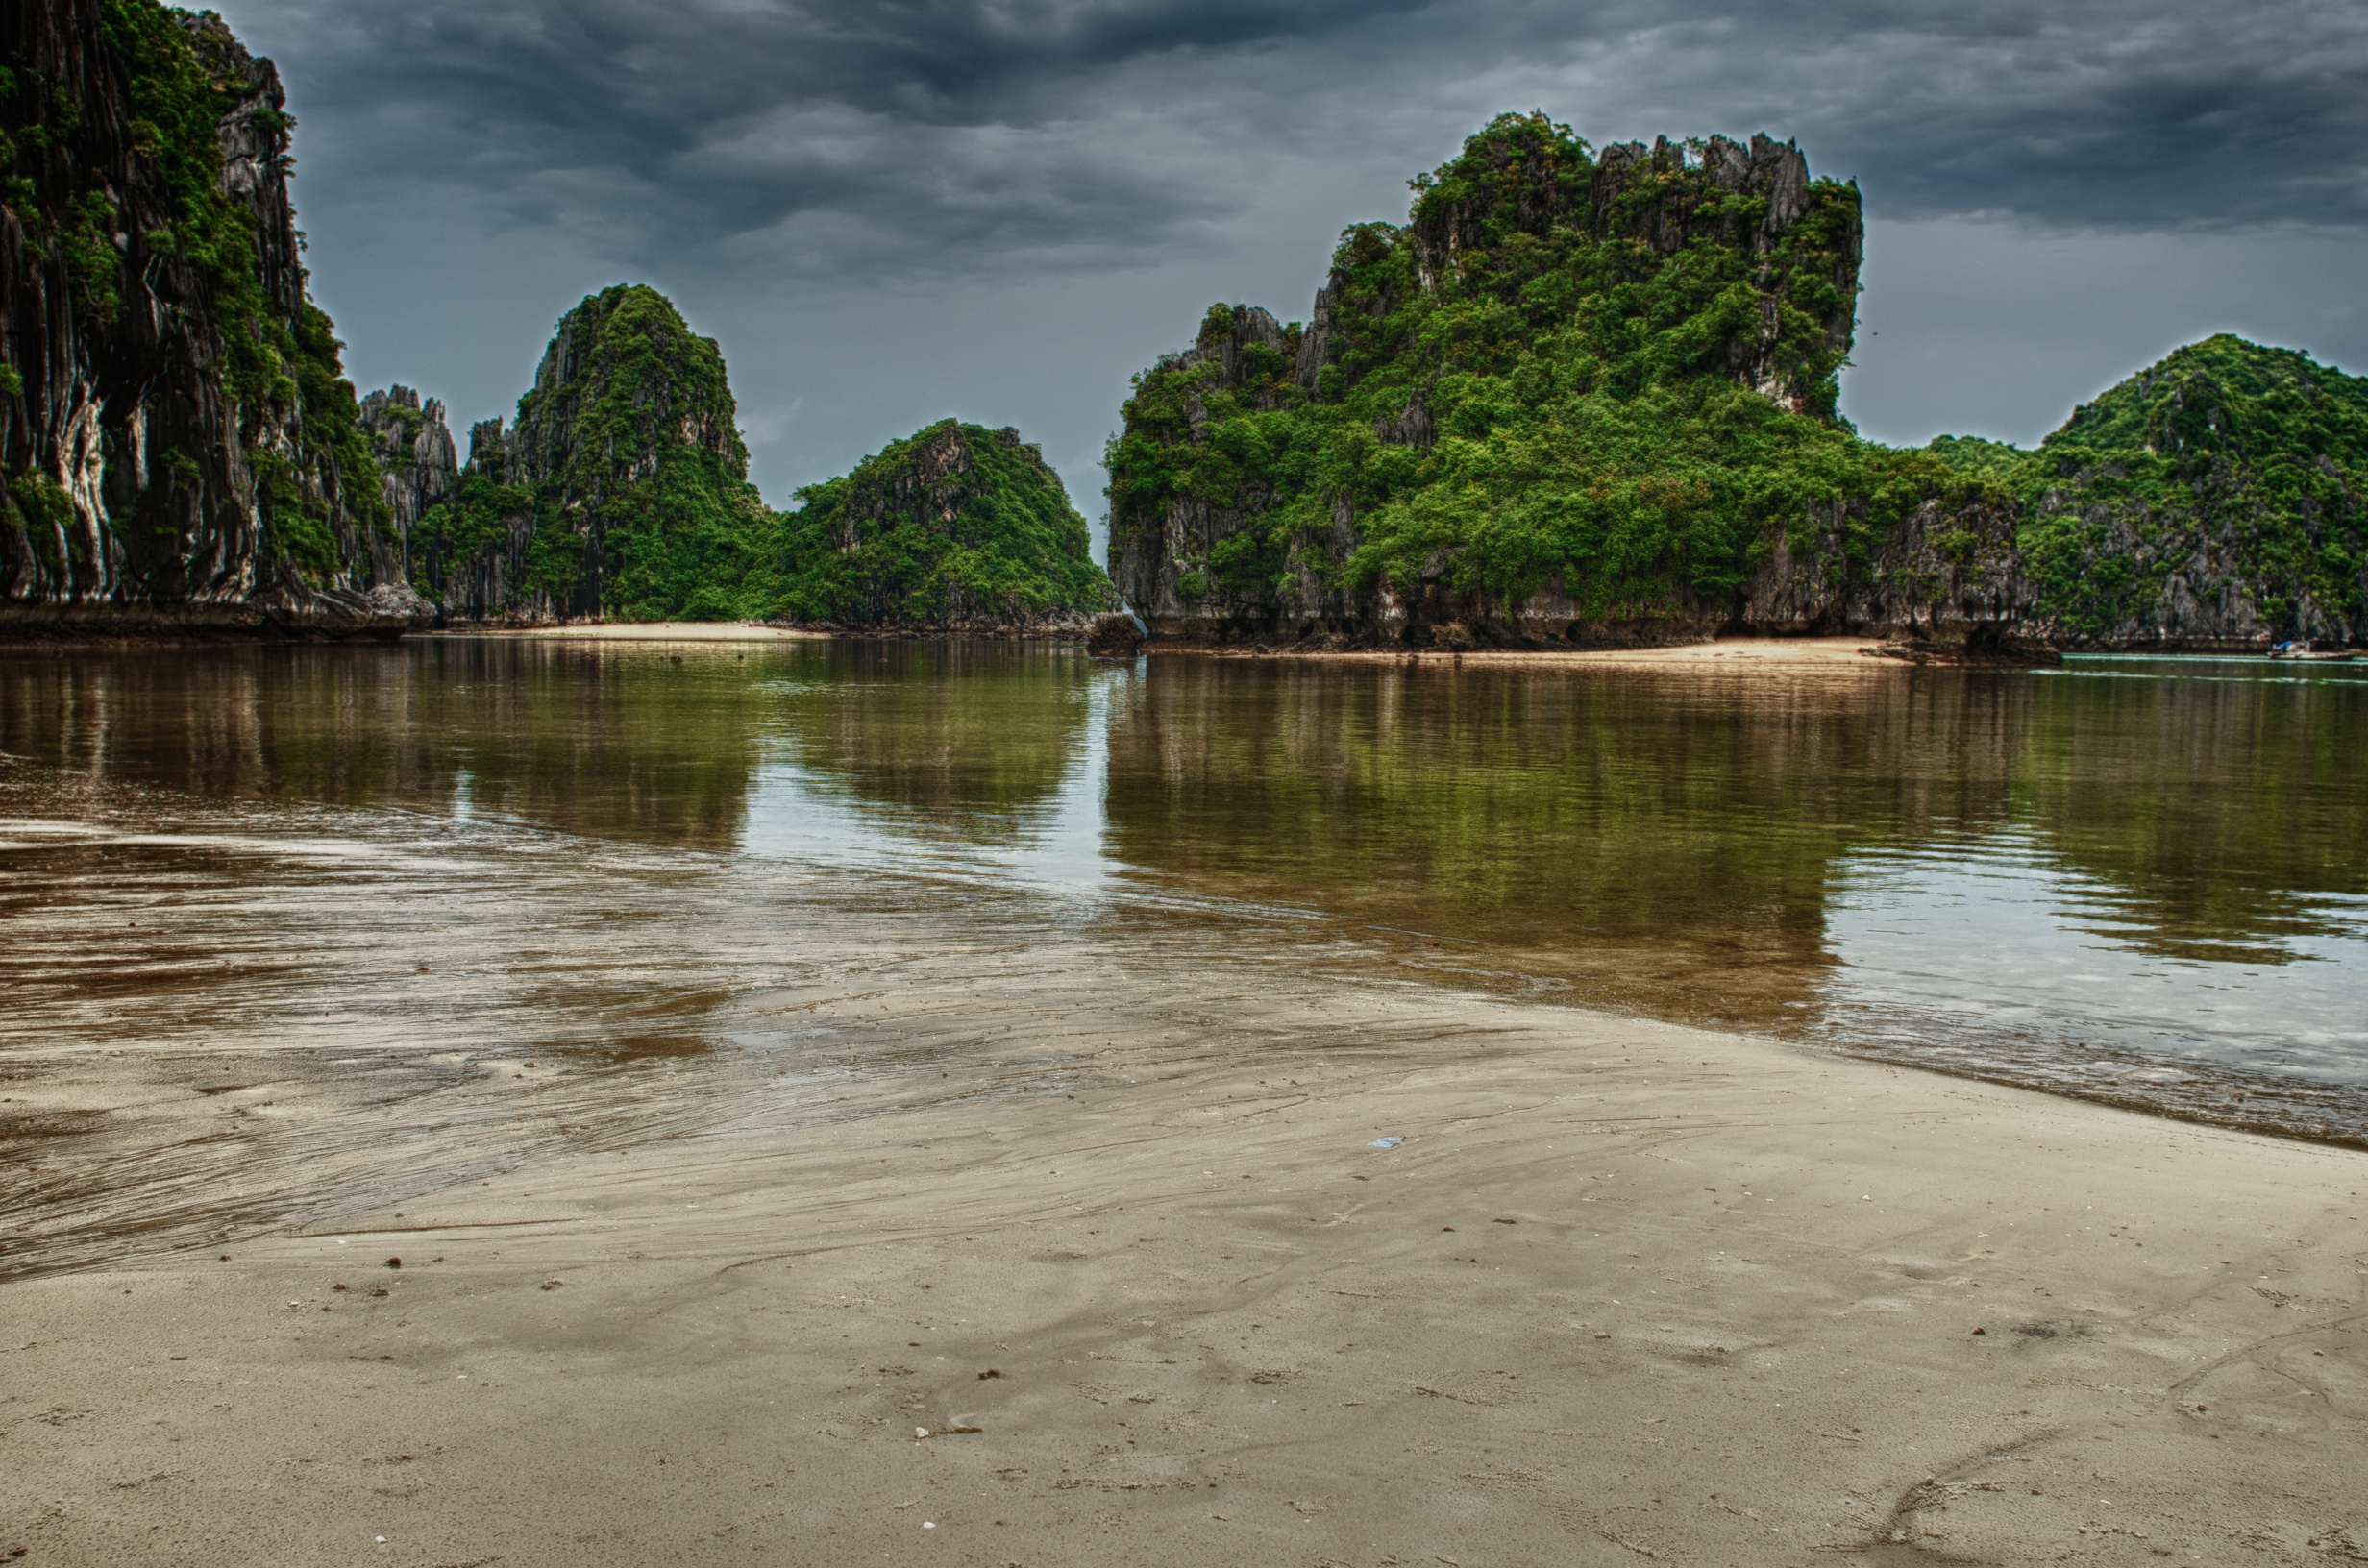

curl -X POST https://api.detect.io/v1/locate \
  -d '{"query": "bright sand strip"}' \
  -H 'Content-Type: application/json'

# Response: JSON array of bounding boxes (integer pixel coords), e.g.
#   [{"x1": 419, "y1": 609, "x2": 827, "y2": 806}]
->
[
  {"x1": 5, "y1": 958, "x2": 2362, "y2": 1566},
  {"x1": 422, "y1": 621, "x2": 827, "y2": 642},
  {"x1": 424, "y1": 626, "x2": 1895, "y2": 665}
]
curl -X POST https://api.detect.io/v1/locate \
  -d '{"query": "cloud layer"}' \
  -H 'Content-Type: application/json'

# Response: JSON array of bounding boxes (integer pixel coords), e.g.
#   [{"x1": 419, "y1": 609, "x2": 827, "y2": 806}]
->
[{"x1": 238, "y1": 0, "x2": 2368, "y2": 285}]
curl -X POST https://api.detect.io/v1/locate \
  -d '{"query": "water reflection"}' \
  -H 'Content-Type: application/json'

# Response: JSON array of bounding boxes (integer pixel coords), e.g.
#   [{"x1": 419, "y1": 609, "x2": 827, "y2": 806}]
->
[
  {"x1": 3, "y1": 639, "x2": 2363, "y2": 1131},
  {"x1": 760, "y1": 640, "x2": 1093, "y2": 847},
  {"x1": 1095, "y1": 656, "x2": 2368, "y2": 1057},
  {"x1": 0, "y1": 640, "x2": 765, "y2": 849},
  {"x1": 1098, "y1": 660, "x2": 2012, "y2": 1028},
  {"x1": 2013, "y1": 659, "x2": 2368, "y2": 966}
]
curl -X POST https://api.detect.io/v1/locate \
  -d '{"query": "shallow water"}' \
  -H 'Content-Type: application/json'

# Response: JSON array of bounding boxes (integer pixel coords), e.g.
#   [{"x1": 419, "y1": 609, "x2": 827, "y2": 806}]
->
[{"x1": 3, "y1": 637, "x2": 2364, "y2": 1168}]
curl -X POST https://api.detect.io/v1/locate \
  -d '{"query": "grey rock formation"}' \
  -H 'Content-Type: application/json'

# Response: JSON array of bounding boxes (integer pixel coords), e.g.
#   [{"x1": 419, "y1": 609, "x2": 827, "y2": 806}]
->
[
  {"x1": 410, "y1": 418, "x2": 544, "y2": 625},
  {"x1": 0, "y1": 1, "x2": 428, "y2": 636},
  {"x1": 358, "y1": 386, "x2": 459, "y2": 580}
]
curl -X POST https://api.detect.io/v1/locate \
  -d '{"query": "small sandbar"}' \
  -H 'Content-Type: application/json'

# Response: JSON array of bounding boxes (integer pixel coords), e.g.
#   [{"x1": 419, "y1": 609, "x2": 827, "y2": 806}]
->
[{"x1": 424, "y1": 620, "x2": 827, "y2": 642}]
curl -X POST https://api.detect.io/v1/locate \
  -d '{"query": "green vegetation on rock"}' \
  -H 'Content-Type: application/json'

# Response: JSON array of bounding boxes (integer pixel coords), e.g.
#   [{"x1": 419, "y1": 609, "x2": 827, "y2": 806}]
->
[
  {"x1": 1931, "y1": 336, "x2": 2368, "y2": 640},
  {"x1": 437, "y1": 283, "x2": 771, "y2": 622},
  {"x1": 1108, "y1": 115, "x2": 1941, "y2": 622},
  {"x1": 752, "y1": 420, "x2": 1109, "y2": 627},
  {"x1": 1111, "y1": 114, "x2": 2367, "y2": 649},
  {"x1": 4, "y1": 0, "x2": 403, "y2": 622},
  {"x1": 99, "y1": 3, "x2": 389, "y2": 574},
  {"x1": 416, "y1": 296, "x2": 1108, "y2": 626}
]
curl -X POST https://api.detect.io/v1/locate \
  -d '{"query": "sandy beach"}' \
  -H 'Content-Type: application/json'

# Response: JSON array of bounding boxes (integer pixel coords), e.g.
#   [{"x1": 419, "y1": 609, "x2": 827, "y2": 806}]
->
[
  {"x1": 6, "y1": 942, "x2": 2362, "y2": 1567},
  {"x1": 426, "y1": 625, "x2": 1900, "y2": 668},
  {"x1": 423, "y1": 622, "x2": 830, "y2": 642},
  {"x1": 1167, "y1": 635, "x2": 1899, "y2": 670}
]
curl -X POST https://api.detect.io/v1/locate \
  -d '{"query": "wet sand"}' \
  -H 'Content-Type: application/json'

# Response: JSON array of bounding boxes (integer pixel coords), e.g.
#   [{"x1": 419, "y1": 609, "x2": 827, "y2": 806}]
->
[{"x1": 7, "y1": 953, "x2": 2364, "y2": 1566}]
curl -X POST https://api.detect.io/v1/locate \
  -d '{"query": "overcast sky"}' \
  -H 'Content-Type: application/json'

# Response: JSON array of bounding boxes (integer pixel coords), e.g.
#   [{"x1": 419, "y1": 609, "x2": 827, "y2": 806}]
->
[{"x1": 218, "y1": 0, "x2": 2368, "y2": 548}]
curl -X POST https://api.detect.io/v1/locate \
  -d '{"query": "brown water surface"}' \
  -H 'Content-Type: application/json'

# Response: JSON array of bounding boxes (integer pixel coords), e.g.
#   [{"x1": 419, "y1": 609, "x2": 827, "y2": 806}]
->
[{"x1": 3, "y1": 637, "x2": 2364, "y2": 1275}]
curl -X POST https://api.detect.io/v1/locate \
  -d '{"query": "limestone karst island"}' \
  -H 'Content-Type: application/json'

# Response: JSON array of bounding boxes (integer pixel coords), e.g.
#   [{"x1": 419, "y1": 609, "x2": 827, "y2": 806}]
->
[{"x1": 4, "y1": 3, "x2": 2364, "y2": 1565}]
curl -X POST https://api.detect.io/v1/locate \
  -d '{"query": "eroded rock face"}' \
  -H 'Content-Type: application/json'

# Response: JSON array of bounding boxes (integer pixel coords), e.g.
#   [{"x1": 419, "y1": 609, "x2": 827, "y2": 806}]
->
[
  {"x1": 0, "y1": 0, "x2": 428, "y2": 636},
  {"x1": 358, "y1": 387, "x2": 458, "y2": 582},
  {"x1": 406, "y1": 419, "x2": 543, "y2": 625},
  {"x1": 407, "y1": 284, "x2": 764, "y2": 625}
]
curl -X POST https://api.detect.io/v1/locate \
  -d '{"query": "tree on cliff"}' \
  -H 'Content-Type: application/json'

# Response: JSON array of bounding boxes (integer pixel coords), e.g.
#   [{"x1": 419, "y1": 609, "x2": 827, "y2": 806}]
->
[
  {"x1": 1934, "y1": 335, "x2": 2368, "y2": 646},
  {"x1": 1105, "y1": 114, "x2": 1933, "y2": 639}
]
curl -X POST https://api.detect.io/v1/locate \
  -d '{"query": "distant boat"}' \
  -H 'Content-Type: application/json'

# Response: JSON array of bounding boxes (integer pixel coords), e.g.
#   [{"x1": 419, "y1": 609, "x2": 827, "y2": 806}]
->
[{"x1": 2268, "y1": 643, "x2": 2357, "y2": 662}]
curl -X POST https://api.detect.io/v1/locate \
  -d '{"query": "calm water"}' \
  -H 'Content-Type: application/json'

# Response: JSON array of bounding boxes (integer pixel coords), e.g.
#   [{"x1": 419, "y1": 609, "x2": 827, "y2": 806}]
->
[{"x1": 4, "y1": 638, "x2": 2365, "y2": 1144}]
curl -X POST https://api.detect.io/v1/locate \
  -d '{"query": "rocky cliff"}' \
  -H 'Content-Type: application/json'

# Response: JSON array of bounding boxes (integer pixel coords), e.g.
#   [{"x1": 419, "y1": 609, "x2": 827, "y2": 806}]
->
[
  {"x1": 415, "y1": 284, "x2": 768, "y2": 623},
  {"x1": 357, "y1": 384, "x2": 456, "y2": 583},
  {"x1": 1107, "y1": 114, "x2": 2362, "y2": 651},
  {"x1": 1737, "y1": 337, "x2": 2368, "y2": 652},
  {"x1": 0, "y1": 0, "x2": 427, "y2": 636},
  {"x1": 756, "y1": 419, "x2": 1111, "y2": 630},
  {"x1": 1106, "y1": 116, "x2": 1870, "y2": 647},
  {"x1": 1955, "y1": 337, "x2": 2367, "y2": 649}
]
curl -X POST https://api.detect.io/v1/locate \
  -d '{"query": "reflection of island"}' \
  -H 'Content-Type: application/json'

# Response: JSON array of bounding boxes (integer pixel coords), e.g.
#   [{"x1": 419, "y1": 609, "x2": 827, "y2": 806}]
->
[
  {"x1": 765, "y1": 641, "x2": 1090, "y2": 847},
  {"x1": 1102, "y1": 661, "x2": 1887, "y2": 1031},
  {"x1": 2011, "y1": 664, "x2": 2368, "y2": 965},
  {"x1": 1098, "y1": 659, "x2": 2368, "y2": 1033},
  {"x1": 0, "y1": 640, "x2": 766, "y2": 851}
]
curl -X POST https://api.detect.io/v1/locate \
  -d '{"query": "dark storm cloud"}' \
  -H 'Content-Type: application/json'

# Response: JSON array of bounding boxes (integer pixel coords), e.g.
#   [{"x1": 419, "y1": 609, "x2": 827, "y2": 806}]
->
[
  {"x1": 232, "y1": 0, "x2": 2368, "y2": 280},
  {"x1": 239, "y1": 0, "x2": 1447, "y2": 269},
  {"x1": 1656, "y1": 0, "x2": 2368, "y2": 229}
]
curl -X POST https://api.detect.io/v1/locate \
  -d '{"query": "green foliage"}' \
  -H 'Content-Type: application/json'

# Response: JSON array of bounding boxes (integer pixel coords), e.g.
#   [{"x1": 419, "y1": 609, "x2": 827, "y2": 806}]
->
[
  {"x1": 42, "y1": 0, "x2": 391, "y2": 584},
  {"x1": 599, "y1": 448, "x2": 772, "y2": 621},
  {"x1": 0, "y1": 364, "x2": 22, "y2": 399},
  {"x1": 754, "y1": 421, "x2": 1110, "y2": 625},
  {"x1": 290, "y1": 304, "x2": 391, "y2": 539},
  {"x1": 2000, "y1": 336, "x2": 2368, "y2": 635},
  {"x1": 1924, "y1": 434, "x2": 2028, "y2": 482},
  {"x1": 491, "y1": 284, "x2": 768, "y2": 620},
  {"x1": 9, "y1": 472, "x2": 74, "y2": 536},
  {"x1": 57, "y1": 189, "x2": 122, "y2": 323},
  {"x1": 522, "y1": 508, "x2": 584, "y2": 600},
  {"x1": 412, "y1": 469, "x2": 531, "y2": 599},
  {"x1": 1107, "y1": 113, "x2": 1881, "y2": 614},
  {"x1": 1112, "y1": 112, "x2": 2366, "y2": 643}
]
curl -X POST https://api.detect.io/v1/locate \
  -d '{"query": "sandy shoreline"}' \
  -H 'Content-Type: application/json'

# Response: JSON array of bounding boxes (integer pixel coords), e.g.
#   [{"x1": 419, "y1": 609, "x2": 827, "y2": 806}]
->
[
  {"x1": 429, "y1": 624, "x2": 1901, "y2": 666},
  {"x1": 7, "y1": 942, "x2": 2362, "y2": 1566},
  {"x1": 1186, "y1": 634, "x2": 1899, "y2": 669},
  {"x1": 421, "y1": 621, "x2": 830, "y2": 642}
]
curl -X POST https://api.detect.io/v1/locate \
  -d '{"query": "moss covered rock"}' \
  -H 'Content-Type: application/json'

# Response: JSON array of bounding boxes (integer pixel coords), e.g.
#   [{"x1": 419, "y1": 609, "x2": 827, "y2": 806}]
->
[
  {"x1": 1106, "y1": 116, "x2": 1887, "y2": 646},
  {"x1": 1108, "y1": 114, "x2": 2366, "y2": 651},
  {"x1": 418, "y1": 284, "x2": 771, "y2": 623},
  {"x1": 0, "y1": 0, "x2": 425, "y2": 634},
  {"x1": 754, "y1": 420, "x2": 1110, "y2": 630},
  {"x1": 1957, "y1": 336, "x2": 2368, "y2": 647}
]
